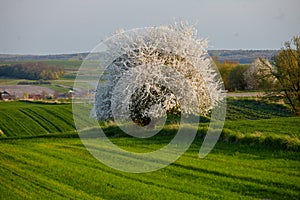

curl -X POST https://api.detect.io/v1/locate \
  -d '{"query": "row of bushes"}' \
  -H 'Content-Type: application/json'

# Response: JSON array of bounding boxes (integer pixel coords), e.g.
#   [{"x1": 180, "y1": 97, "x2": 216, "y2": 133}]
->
[
  {"x1": 17, "y1": 80, "x2": 51, "y2": 85},
  {"x1": 213, "y1": 128, "x2": 299, "y2": 151},
  {"x1": 93, "y1": 121, "x2": 300, "y2": 151}
]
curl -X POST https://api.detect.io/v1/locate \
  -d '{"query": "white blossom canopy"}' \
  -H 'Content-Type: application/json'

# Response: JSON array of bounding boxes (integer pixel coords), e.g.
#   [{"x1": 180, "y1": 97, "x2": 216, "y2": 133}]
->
[{"x1": 92, "y1": 23, "x2": 225, "y2": 124}]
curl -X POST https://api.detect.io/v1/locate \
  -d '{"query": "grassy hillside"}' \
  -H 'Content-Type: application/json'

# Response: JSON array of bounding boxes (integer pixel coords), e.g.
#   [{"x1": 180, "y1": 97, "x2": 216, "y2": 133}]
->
[
  {"x1": 0, "y1": 136, "x2": 299, "y2": 200},
  {"x1": 225, "y1": 117, "x2": 300, "y2": 136},
  {"x1": 0, "y1": 99, "x2": 299, "y2": 199}
]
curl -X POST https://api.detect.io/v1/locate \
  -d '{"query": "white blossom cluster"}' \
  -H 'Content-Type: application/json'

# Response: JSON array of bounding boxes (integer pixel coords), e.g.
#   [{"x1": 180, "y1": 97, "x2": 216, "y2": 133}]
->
[
  {"x1": 244, "y1": 58, "x2": 276, "y2": 90},
  {"x1": 93, "y1": 23, "x2": 225, "y2": 124}
]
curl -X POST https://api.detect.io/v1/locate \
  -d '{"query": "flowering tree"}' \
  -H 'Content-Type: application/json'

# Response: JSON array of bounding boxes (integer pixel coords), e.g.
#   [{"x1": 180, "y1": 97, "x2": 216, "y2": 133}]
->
[
  {"x1": 244, "y1": 58, "x2": 276, "y2": 90},
  {"x1": 93, "y1": 23, "x2": 224, "y2": 125}
]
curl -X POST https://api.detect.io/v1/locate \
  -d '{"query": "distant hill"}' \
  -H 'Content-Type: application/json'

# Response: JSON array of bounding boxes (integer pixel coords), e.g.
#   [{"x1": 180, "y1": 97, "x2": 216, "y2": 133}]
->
[
  {"x1": 208, "y1": 50, "x2": 279, "y2": 64},
  {"x1": 0, "y1": 50, "x2": 279, "y2": 64},
  {"x1": 0, "y1": 53, "x2": 89, "y2": 62}
]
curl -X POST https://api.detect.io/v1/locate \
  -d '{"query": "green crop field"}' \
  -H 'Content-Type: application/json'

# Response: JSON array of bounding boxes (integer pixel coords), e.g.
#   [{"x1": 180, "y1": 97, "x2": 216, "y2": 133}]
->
[
  {"x1": 0, "y1": 136, "x2": 299, "y2": 199},
  {"x1": 0, "y1": 99, "x2": 299, "y2": 199},
  {"x1": 0, "y1": 101, "x2": 76, "y2": 137}
]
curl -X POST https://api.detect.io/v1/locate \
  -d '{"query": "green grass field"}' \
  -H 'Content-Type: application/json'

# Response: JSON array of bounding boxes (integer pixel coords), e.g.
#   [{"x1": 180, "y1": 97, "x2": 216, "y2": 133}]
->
[
  {"x1": 0, "y1": 136, "x2": 299, "y2": 199},
  {"x1": 0, "y1": 100, "x2": 299, "y2": 199}
]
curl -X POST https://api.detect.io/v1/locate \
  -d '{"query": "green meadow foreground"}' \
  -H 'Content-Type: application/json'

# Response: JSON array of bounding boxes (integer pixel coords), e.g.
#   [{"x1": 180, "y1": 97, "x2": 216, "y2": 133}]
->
[{"x1": 0, "y1": 100, "x2": 299, "y2": 199}]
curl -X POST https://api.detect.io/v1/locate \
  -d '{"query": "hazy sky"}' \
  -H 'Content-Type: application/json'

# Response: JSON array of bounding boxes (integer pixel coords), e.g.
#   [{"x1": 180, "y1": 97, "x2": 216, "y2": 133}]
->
[{"x1": 1, "y1": 0, "x2": 299, "y2": 54}]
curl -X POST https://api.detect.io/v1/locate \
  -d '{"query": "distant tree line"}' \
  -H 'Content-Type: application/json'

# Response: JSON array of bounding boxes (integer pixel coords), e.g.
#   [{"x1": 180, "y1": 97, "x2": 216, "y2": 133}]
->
[
  {"x1": 209, "y1": 50, "x2": 278, "y2": 64},
  {"x1": 0, "y1": 62, "x2": 64, "y2": 80},
  {"x1": 214, "y1": 58, "x2": 278, "y2": 92},
  {"x1": 213, "y1": 58, "x2": 249, "y2": 91}
]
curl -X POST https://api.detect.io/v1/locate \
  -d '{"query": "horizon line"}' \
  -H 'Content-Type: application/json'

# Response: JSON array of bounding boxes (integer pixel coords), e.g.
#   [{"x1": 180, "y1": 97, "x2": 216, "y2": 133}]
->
[{"x1": 0, "y1": 49, "x2": 280, "y2": 56}]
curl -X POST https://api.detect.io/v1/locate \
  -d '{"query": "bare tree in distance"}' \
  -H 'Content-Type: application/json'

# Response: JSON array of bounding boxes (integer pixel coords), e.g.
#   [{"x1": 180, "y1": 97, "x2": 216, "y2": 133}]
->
[{"x1": 259, "y1": 36, "x2": 300, "y2": 115}]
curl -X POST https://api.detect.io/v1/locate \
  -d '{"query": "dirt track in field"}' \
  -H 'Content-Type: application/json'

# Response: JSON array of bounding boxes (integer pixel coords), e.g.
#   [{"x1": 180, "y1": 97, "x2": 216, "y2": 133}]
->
[
  {"x1": 0, "y1": 85, "x2": 55, "y2": 98},
  {"x1": 227, "y1": 92, "x2": 264, "y2": 97}
]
